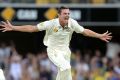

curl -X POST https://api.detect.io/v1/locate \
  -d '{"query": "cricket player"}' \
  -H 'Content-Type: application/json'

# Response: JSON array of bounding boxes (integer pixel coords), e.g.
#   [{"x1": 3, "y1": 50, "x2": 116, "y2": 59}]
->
[{"x1": 0, "y1": 6, "x2": 112, "y2": 80}]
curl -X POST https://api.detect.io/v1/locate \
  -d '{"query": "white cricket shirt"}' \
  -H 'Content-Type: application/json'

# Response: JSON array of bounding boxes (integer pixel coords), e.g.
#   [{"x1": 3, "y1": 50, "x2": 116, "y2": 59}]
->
[{"x1": 37, "y1": 18, "x2": 84, "y2": 48}]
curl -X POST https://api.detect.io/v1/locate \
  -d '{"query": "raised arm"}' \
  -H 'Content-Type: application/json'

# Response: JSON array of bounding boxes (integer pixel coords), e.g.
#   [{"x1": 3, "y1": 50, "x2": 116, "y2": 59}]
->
[
  {"x1": 71, "y1": 19, "x2": 112, "y2": 42},
  {"x1": 0, "y1": 20, "x2": 39, "y2": 32},
  {"x1": 81, "y1": 29, "x2": 112, "y2": 42}
]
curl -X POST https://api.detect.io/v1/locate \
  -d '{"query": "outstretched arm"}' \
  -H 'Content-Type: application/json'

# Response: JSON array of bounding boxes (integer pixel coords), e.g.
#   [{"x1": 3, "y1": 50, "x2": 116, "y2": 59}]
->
[
  {"x1": 81, "y1": 29, "x2": 112, "y2": 42},
  {"x1": 0, "y1": 20, "x2": 39, "y2": 32}
]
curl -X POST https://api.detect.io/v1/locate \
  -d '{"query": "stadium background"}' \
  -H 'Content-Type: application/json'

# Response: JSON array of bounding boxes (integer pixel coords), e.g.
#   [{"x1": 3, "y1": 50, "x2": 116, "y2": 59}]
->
[{"x1": 0, "y1": 0, "x2": 120, "y2": 80}]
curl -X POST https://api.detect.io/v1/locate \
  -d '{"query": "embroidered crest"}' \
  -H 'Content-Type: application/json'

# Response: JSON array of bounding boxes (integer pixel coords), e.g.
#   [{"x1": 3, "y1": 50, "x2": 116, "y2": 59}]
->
[{"x1": 53, "y1": 27, "x2": 58, "y2": 32}]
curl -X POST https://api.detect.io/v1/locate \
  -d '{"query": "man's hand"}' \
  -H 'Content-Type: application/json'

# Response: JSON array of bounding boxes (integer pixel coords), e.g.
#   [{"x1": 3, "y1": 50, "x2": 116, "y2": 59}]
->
[
  {"x1": 99, "y1": 31, "x2": 112, "y2": 42},
  {"x1": 0, "y1": 20, "x2": 13, "y2": 32},
  {"x1": 82, "y1": 29, "x2": 112, "y2": 42}
]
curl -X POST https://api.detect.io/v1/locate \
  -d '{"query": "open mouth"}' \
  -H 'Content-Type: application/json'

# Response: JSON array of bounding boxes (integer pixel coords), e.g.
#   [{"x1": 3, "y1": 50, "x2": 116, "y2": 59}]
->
[{"x1": 65, "y1": 17, "x2": 69, "y2": 20}]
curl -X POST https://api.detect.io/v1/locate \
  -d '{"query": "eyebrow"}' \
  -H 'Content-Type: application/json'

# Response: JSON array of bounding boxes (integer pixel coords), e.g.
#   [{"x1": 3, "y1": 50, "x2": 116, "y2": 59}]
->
[{"x1": 64, "y1": 12, "x2": 70, "y2": 14}]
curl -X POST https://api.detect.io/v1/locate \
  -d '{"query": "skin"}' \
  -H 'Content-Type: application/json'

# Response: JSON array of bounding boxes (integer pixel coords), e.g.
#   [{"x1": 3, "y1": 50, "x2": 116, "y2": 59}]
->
[
  {"x1": 0, "y1": 8, "x2": 112, "y2": 42},
  {"x1": 58, "y1": 9, "x2": 70, "y2": 27}
]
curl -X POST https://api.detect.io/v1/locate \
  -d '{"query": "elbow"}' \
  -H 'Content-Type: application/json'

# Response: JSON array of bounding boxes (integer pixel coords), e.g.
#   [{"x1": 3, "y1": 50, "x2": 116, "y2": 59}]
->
[
  {"x1": 28, "y1": 26, "x2": 38, "y2": 33},
  {"x1": 82, "y1": 29, "x2": 90, "y2": 36},
  {"x1": 27, "y1": 29, "x2": 34, "y2": 33},
  {"x1": 29, "y1": 29, "x2": 35, "y2": 33}
]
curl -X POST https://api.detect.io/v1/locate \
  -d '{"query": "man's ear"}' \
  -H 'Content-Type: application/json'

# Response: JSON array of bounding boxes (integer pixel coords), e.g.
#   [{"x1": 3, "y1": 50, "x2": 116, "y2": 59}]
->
[
  {"x1": 57, "y1": 14, "x2": 60, "y2": 18},
  {"x1": 58, "y1": 13, "x2": 60, "y2": 16}
]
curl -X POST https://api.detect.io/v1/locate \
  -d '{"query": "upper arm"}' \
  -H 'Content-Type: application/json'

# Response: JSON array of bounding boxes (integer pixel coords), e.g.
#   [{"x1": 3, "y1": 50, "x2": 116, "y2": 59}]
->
[
  {"x1": 80, "y1": 29, "x2": 88, "y2": 36},
  {"x1": 37, "y1": 20, "x2": 52, "y2": 31},
  {"x1": 72, "y1": 19, "x2": 84, "y2": 33}
]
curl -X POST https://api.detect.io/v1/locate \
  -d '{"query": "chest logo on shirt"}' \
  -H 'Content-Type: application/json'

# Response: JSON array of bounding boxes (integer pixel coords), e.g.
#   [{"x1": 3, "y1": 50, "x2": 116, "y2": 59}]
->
[{"x1": 53, "y1": 27, "x2": 58, "y2": 32}]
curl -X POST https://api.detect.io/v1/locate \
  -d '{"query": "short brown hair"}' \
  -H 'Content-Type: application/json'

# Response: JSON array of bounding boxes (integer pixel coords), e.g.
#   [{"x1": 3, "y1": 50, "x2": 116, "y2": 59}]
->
[{"x1": 58, "y1": 6, "x2": 69, "y2": 14}]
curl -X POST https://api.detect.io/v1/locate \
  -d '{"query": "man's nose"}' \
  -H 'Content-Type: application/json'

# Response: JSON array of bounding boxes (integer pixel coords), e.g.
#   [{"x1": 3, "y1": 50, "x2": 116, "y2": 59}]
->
[{"x1": 67, "y1": 13, "x2": 69, "y2": 16}]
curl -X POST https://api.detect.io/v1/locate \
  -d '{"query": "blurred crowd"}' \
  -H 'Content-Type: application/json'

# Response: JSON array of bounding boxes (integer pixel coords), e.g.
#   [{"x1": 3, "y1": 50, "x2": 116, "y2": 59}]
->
[
  {"x1": 0, "y1": 0, "x2": 120, "y2": 4},
  {"x1": 0, "y1": 40, "x2": 120, "y2": 80}
]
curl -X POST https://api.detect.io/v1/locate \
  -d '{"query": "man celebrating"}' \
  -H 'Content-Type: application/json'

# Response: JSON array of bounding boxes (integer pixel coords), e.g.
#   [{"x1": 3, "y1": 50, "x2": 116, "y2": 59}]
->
[{"x1": 0, "y1": 6, "x2": 112, "y2": 80}]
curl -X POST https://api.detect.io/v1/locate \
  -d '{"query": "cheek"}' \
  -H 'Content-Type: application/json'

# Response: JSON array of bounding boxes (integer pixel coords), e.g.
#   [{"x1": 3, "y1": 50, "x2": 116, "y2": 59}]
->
[
  {"x1": 61, "y1": 14, "x2": 65, "y2": 17},
  {"x1": 62, "y1": 16, "x2": 65, "y2": 19}
]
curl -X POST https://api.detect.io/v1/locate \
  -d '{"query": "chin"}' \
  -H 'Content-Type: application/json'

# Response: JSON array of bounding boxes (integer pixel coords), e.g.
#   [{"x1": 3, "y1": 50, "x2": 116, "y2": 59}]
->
[{"x1": 64, "y1": 21, "x2": 68, "y2": 25}]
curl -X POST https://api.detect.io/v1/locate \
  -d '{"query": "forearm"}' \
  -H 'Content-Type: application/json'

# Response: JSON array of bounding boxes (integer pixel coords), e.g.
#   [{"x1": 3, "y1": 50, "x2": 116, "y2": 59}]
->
[
  {"x1": 82, "y1": 29, "x2": 101, "y2": 39},
  {"x1": 12, "y1": 25, "x2": 38, "y2": 32}
]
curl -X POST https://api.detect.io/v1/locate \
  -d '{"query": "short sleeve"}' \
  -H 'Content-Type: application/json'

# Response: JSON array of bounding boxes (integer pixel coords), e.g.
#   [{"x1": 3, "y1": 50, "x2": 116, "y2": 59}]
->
[
  {"x1": 37, "y1": 20, "x2": 52, "y2": 31},
  {"x1": 71, "y1": 19, "x2": 84, "y2": 33}
]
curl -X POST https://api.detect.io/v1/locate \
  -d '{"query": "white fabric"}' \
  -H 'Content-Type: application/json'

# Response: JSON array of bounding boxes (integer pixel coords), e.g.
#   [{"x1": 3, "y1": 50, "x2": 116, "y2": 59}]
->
[
  {"x1": 37, "y1": 18, "x2": 84, "y2": 47},
  {"x1": 47, "y1": 47, "x2": 72, "y2": 80},
  {"x1": 37, "y1": 18, "x2": 84, "y2": 80},
  {"x1": 0, "y1": 69, "x2": 5, "y2": 80},
  {"x1": 47, "y1": 47, "x2": 71, "y2": 71},
  {"x1": 56, "y1": 68, "x2": 72, "y2": 80}
]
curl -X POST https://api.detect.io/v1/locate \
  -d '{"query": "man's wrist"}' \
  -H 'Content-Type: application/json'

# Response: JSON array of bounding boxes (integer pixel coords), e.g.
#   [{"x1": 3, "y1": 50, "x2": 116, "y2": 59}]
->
[
  {"x1": 11, "y1": 26, "x2": 15, "y2": 31},
  {"x1": 96, "y1": 34, "x2": 102, "y2": 39}
]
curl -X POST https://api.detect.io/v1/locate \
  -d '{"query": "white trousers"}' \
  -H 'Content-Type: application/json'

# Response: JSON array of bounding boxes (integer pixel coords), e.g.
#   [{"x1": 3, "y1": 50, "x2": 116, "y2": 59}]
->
[
  {"x1": 47, "y1": 47, "x2": 72, "y2": 80},
  {"x1": 0, "y1": 69, "x2": 5, "y2": 80}
]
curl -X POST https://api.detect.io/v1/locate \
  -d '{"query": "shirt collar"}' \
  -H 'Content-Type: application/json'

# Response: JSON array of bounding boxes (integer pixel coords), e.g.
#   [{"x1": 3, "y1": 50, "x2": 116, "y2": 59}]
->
[{"x1": 56, "y1": 18, "x2": 71, "y2": 28}]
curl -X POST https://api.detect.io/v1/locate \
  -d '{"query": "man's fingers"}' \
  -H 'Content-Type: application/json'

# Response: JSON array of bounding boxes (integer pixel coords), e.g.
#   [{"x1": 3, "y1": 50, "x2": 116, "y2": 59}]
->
[
  {"x1": 105, "y1": 36, "x2": 112, "y2": 40},
  {"x1": 6, "y1": 20, "x2": 11, "y2": 25},
  {"x1": 0, "y1": 28, "x2": 6, "y2": 32},
  {"x1": 105, "y1": 30, "x2": 108, "y2": 34},
  {"x1": 0, "y1": 21, "x2": 10, "y2": 32},
  {"x1": 2, "y1": 29, "x2": 7, "y2": 32},
  {"x1": 107, "y1": 32, "x2": 112, "y2": 36},
  {"x1": 104, "y1": 39, "x2": 109, "y2": 42},
  {"x1": 1, "y1": 21, "x2": 6, "y2": 25},
  {"x1": 2, "y1": 30, "x2": 5, "y2": 32},
  {"x1": 0, "y1": 24, "x2": 5, "y2": 27},
  {"x1": 0, "y1": 28, "x2": 4, "y2": 31},
  {"x1": 107, "y1": 36, "x2": 112, "y2": 38},
  {"x1": 106, "y1": 37, "x2": 112, "y2": 40}
]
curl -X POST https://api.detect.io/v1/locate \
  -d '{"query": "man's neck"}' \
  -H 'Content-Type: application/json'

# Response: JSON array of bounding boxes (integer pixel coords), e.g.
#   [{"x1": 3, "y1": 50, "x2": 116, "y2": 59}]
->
[{"x1": 59, "y1": 18, "x2": 67, "y2": 28}]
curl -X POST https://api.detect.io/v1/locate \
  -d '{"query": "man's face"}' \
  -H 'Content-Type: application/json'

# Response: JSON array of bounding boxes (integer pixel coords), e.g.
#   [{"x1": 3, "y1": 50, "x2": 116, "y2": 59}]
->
[{"x1": 58, "y1": 9, "x2": 70, "y2": 25}]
